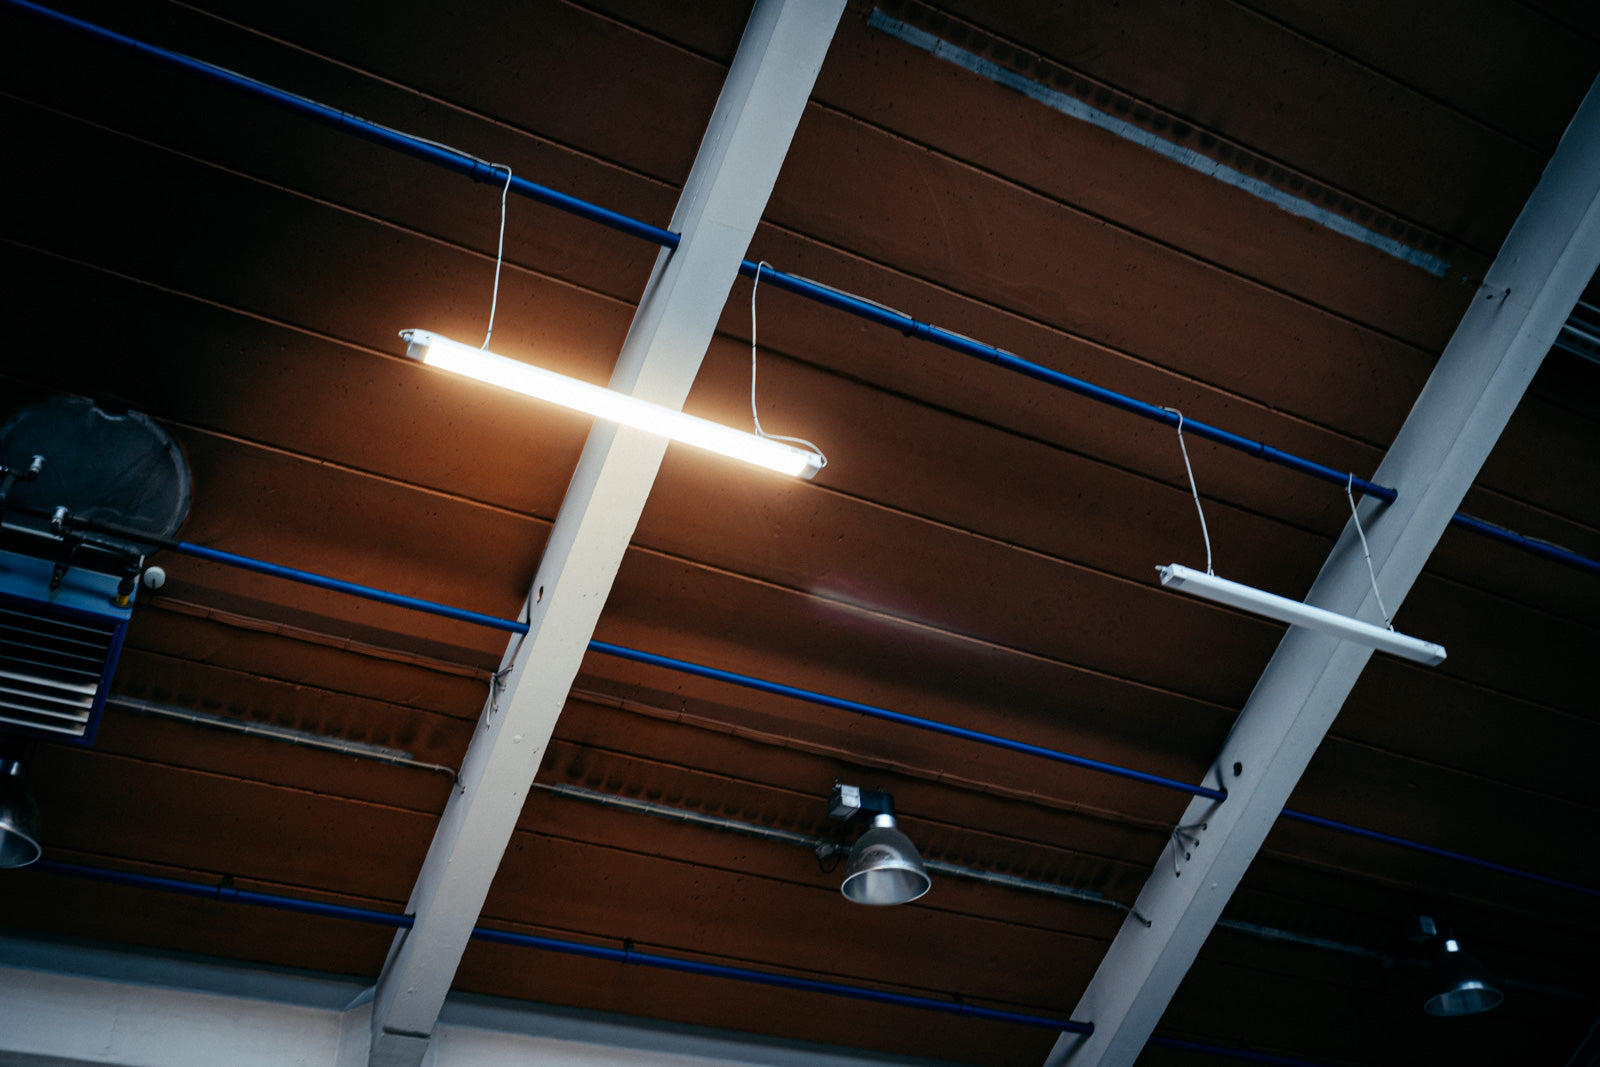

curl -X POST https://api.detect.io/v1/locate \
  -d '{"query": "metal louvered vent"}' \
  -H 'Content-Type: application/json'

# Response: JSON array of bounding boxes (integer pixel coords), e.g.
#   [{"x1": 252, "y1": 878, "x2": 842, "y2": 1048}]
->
[{"x1": 0, "y1": 551, "x2": 130, "y2": 745}]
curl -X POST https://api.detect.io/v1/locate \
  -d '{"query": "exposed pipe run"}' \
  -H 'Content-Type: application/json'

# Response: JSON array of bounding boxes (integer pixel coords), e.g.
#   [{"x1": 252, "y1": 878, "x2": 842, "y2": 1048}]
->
[
  {"x1": 536, "y1": 780, "x2": 1122, "y2": 910},
  {"x1": 109, "y1": 696, "x2": 459, "y2": 782},
  {"x1": 543, "y1": 783, "x2": 1598, "y2": 1002},
  {"x1": 736, "y1": 261, "x2": 1396, "y2": 501},
  {"x1": 11, "y1": 0, "x2": 1599, "y2": 573},
  {"x1": 47, "y1": 857, "x2": 1530, "y2": 1064},
  {"x1": 588, "y1": 641, "x2": 1227, "y2": 803},
  {"x1": 72, "y1": 519, "x2": 1600, "y2": 900},
  {"x1": 86, "y1": 697, "x2": 1576, "y2": 994},
  {"x1": 30, "y1": 859, "x2": 1093, "y2": 1036},
  {"x1": 1275, "y1": 809, "x2": 1600, "y2": 899},
  {"x1": 36, "y1": 502, "x2": 1587, "y2": 899},
  {"x1": 590, "y1": 642, "x2": 1600, "y2": 900},
  {"x1": 174, "y1": 541, "x2": 531, "y2": 635},
  {"x1": 1446, "y1": 512, "x2": 1600, "y2": 577}
]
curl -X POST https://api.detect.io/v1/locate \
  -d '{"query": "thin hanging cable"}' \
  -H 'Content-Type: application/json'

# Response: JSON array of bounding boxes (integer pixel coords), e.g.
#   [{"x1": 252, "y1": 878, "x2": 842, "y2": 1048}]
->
[
  {"x1": 1346, "y1": 474, "x2": 1393, "y2": 629},
  {"x1": 749, "y1": 261, "x2": 827, "y2": 469},
  {"x1": 481, "y1": 163, "x2": 513, "y2": 350},
  {"x1": 1166, "y1": 407, "x2": 1213, "y2": 575}
]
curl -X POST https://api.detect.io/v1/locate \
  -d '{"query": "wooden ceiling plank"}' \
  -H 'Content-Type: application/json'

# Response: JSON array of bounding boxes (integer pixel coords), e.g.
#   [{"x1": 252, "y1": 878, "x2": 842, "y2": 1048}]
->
[
  {"x1": 363, "y1": 4, "x2": 845, "y2": 1064},
  {"x1": 1048, "y1": 76, "x2": 1600, "y2": 1066}
]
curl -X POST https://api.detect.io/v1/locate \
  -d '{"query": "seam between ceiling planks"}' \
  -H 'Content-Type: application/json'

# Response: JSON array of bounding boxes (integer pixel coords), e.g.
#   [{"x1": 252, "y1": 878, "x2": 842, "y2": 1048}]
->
[
  {"x1": 884, "y1": 0, "x2": 1553, "y2": 261},
  {"x1": 858, "y1": 1, "x2": 1486, "y2": 266},
  {"x1": 795, "y1": 94, "x2": 1450, "y2": 355},
  {"x1": 1222, "y1": 0, "x2": 1572, "y2": 153},
  {"x1": 38, "y1": 744, "x2": 447, "y2": 820}
]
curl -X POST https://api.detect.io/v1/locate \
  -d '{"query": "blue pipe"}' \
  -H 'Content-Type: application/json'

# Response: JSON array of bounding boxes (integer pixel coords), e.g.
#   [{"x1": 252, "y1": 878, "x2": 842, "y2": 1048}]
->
[
  {"x1": 1447, "y1": 512, "x2": 1600, "y2": 577},
  {"x1": 588, "y1": 640, "x2": 1228, "y2": 803},
  {"x1": 737, "y1": 262, "x2": 1397, "y2": 502},
  {"x1": 1276, "y1": 809, "x2": 1600, "y2": 900},
  {"x1": 2, "y1": 0, "x2": 679, "y2": 250},
  {"x1": 35, "y1": 859, "x2": 417, "y2": 928},
  {"x1": 175, "y1": 541, "x2": 533, "y2": 635},
  {"x1": 31, "y1": 859, "x2": 1091, "y2": 1036},
  {"x1": 472, "y1": 926, "x2": 1090, "y2": 1032}
]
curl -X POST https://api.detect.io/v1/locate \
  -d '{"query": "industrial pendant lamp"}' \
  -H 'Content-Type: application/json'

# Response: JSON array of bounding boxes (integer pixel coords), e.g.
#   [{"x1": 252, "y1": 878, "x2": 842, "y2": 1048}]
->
[
  {"x1": 1415, "y1": 917, "x2": 1503, "y2": 1017},
  {"x1": 0, "y1": 758, "x2": 42, "y2": 868},
  {"x1": 399, "y1": 331, "x2": 825, "y2": 479},
  {"x1": 828, "y1": 783, "x2": 930, "y2": 906}
]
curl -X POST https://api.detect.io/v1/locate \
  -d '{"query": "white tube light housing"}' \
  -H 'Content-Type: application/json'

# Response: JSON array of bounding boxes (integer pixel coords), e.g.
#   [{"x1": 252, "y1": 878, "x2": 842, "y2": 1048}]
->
[
  {"x1": 1157, "y1": 563, "x2": 1446, "y2": 666},
  {"x1": 400, "y1": 330, "x2": 825, "y2": 479}
]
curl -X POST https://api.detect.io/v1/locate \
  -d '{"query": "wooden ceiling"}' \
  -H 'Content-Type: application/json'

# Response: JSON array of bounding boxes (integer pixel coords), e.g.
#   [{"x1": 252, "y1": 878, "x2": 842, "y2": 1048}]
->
[{"x1": 1, "y1": 0, "x2": 1598, "y2": 1063}]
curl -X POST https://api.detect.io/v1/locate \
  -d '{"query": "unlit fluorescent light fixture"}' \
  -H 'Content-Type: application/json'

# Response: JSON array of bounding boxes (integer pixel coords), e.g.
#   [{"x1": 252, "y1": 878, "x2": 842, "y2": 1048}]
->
[
  {"x1": 1157, "y1": 563, "x2": 1446, "y2": 666},
  {"x1": 399, "y1": 330, "x2": 824, "y2": 479}
]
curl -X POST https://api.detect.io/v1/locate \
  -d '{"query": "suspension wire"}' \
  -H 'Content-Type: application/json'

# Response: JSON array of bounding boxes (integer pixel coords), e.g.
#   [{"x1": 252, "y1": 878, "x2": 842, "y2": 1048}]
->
[
  {"x1": 1166, "y1": 408, "x2": 1214, "y2": 575},
  {"x1": 1346, "y1": 474, "x2": 1393, "y2": 629},
  {"x1": 481, "y1": 163, "x2": 513, "y2": 349},
  {"x1": 748, "y1": 262, "x2": 828, "y2": 469}
]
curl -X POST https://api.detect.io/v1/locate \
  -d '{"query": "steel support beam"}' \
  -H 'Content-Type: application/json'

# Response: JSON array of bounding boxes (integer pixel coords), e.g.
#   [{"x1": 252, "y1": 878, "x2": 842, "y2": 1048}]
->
[
  {"x1": 1049, "y1": 76, "x2": 1600, "y2": 1066},
  {"x1": 367, "y1": 4, "x2": 844, "y2": 1064}
]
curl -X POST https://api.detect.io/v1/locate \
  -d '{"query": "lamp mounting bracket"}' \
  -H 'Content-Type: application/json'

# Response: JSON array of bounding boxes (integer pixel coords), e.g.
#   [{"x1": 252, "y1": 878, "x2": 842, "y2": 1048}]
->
[{"x1": 828, "y1": 782, "x2": 895, "y2": 822}]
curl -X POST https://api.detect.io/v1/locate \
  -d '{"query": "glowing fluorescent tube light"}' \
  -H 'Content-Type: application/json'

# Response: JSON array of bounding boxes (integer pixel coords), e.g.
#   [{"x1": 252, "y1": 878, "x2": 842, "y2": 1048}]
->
[
  {"x1": 1157, "y1": 563, "x2": 1446, "y2": 666},
  {"x1": 399, "y1": 330, "x2": 824, "y2": 479}
]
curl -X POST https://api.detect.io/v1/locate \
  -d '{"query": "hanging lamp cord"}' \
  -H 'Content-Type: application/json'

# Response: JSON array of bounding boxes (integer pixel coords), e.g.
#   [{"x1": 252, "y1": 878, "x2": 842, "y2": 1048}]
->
[
  {"x1": 482, "y1": 163, "x2": 513, "y2": 349},
  {"x1": 1166, "y1": 408, "x2": 1214, "y2": 576},
  {"x1": 749, "y1": 261, "x2": 827, "y2": 469},
  {"x1": 1345, "y1": 474, "x2": 1394, "y2": 629}
]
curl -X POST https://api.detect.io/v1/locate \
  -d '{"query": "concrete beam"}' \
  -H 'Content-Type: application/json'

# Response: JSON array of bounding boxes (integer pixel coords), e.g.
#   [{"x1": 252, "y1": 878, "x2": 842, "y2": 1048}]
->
[
  {"x1": 367, "y1": 2, "x2": 845, "y2": 1063},
  {"x1": 1049, "y1": 75, "x2": 1600, "y2": 1066}
]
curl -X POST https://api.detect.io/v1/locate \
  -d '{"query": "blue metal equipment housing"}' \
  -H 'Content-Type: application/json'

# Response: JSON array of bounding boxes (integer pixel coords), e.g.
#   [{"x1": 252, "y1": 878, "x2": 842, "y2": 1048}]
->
[{"x1": 0, "y1": 548, "x2": 132, "y2": 745}]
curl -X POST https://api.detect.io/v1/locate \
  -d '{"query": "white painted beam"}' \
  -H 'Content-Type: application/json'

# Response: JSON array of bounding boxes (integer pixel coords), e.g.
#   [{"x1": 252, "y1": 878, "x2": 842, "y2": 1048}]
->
[
  {"x1": 1049, "y1": 76, "x2": 1600, "y2": 1066},
  {"x1": 368, "y1": 3, "x2": 845, "y2": 1064}
]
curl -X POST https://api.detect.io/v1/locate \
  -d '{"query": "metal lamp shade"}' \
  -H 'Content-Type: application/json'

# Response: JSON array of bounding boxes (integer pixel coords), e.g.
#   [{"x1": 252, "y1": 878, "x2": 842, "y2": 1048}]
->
[
  {"x1": 1424, "y1": 945, "x2": 1503, "y2": 1017},
  {"x1": 840, "y1": 814, "x2": 930, "y2": 906},
  {"x1": 0, "y1": 762, "x2": 41, "y2": 868}
]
